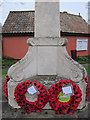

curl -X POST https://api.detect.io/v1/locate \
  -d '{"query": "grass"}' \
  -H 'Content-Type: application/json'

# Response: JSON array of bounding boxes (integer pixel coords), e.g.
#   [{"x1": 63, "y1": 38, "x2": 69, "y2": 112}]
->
[
  {"x1": 0, "y1": 56, "x2": 19, "y2": 77},
  {"x1": 0, "y1": 71, "x2": 7, "y2": 77},
  {"x1": 83, "y1": 65, "x2": 90, "y2": 75},
  {"x1": 77, "y1": 56, "x2": 90, "y2": 64},
  {"x1": 77, "y1": 56, "x2": 90, "y2": 75},
  {"x1": 2, "y1": 56, "x2": 19, "y2": 69}
]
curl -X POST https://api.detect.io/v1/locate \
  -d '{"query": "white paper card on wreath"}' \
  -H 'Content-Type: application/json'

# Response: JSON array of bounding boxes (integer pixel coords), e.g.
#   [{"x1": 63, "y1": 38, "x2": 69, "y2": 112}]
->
[
  {"x1": 27, "y1": 85, "x2": 38, "y2": 95},
  {"x1": 62, "y1": 86, "x2": 73, "y2": 95}
]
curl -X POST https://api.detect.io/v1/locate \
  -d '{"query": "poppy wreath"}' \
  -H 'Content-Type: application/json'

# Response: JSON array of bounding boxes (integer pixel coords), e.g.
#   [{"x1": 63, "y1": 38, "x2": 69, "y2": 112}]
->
[
  {"x1": 85, "y1": 75, "x2": 90, "y2": 100},
  {"x1": 48, "y1": 79, "x2": 82, "y2": 114},
  {"x1": 3, "y1": 75, "x2": 10, "y2": 99},
  {"x1": 14, "y1": 80, "x2": 48, "y2": 113}
]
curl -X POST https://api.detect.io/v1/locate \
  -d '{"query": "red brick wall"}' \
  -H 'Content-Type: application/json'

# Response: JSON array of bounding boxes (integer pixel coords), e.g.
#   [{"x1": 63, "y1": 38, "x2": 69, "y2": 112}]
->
[
  {"x1": 88, "y1": 36, "x2": 90, "y2": 55},
  {"x1": 61, "y1": 36, "x2": 89, "y2": 57},
  {"x1": 3, "y1": 36, "x2": 30, "y2": 59},
  {"x1": 2, "y1": 35, "x2": 89, "y2": 59}
]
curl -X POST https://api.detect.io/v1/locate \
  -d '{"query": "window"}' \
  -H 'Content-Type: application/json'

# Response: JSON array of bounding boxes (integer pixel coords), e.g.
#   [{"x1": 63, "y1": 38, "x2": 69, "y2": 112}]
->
[{"x1": 77, "y1": 39, "x2": 88, "y2": 51}]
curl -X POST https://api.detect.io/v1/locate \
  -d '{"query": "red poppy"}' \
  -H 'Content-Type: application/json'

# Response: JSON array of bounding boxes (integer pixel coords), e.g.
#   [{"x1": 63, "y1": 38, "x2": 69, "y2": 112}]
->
[
  {"x1": 68, "y1": 110, "x2": 75, "y2": 114},
  {"x1": 85, "y1": 75, "x2": 90, "y2": 100},
  {"x1": 48, "y1": 79, "x2": 82, "y2": 114},
  {"x1": 3, "y1": 75, "x2": 10, "y2": 99},
  {"x1": 35, "y1": 107, "x2": 41, "y2": 113},
  {"x1": 14, "y1": 80, "x2": 48, "y2": 113}
]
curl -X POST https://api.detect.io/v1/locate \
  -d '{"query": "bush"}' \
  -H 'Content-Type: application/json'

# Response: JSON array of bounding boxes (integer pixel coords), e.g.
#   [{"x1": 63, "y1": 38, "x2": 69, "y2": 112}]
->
[
  {"x1": 77, "y1": 56, "x2": 90, "y2": 64},
  {"x1": 2, "y1": 56, "x2": 15, "y2": 60},
  {"x1": 2, "y1": 56, "x2": 19, "y2": 68}
]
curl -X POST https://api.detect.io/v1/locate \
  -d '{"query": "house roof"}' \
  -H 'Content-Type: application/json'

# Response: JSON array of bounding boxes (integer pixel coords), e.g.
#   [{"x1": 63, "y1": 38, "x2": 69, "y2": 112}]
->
[{"x1": 2, "y1": 11, "x2": 88, "y2": 34}]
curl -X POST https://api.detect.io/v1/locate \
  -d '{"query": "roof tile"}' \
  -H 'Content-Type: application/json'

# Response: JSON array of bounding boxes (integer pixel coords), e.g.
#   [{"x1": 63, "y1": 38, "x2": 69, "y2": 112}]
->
[{"x1": 2, "y1": 11, "x2": 88, "y2": 34}]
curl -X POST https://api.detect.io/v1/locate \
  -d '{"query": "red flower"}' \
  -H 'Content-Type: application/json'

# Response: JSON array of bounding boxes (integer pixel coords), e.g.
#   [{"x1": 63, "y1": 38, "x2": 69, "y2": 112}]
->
[
  {"x1": 68, "y1": 110, "x2": 74, "y2": 114},
  {"x1": 14, "y1": 80, "x2": 48, "y2": 113},
  {"x1": 35, "y1": 108, "x2": 41, "y2": 113},
  {"x1": 25, "y1": 107, "x2": 32, "y2": 114},
  {"x1": 48, "y1": 79, "x2": 82, "y2": 114},
  {"x1": 3, "y1": 75, "x2": 10, "y2": 99},
  {"x1": 37, "y1": 102, "x2": 45, "y2": 109},
  {"x1": 85, "y1": 75, "x2": 90, "y2": 100},
  {"x1": 62, "y1": 106, "x2": 69, "y2": 114}
]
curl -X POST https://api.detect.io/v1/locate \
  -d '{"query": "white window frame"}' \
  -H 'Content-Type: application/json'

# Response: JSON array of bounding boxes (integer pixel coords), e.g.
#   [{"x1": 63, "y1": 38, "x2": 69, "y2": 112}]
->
[{"x1": 77, "y1": 39, "x2": 88, "y2": 51}]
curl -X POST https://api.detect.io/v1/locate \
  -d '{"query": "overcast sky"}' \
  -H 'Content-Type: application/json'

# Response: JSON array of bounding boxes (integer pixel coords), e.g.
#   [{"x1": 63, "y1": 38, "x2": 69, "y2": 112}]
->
[{"x1": 0, "y1": 0, "x2": 89, "y2": 25}]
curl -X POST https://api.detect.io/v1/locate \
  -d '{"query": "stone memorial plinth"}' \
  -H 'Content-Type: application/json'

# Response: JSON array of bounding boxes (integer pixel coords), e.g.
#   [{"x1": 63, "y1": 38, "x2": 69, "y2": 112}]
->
[{"x1": 7, "y1": 0, "x2": 87, "y2": 110}]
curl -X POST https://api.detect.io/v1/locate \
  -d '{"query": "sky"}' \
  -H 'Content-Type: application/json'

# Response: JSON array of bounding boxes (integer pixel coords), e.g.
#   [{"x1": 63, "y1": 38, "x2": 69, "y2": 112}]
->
[{"x1": 0, "y1": 0, "x2": 89, "y2": 25}]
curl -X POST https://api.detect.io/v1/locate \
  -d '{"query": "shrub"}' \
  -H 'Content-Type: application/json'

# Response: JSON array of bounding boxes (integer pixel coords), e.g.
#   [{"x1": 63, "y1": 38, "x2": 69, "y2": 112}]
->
[
  {"x1": 77, "y1": 56, "x2": 90, "y2": 64},
  {"x1": 2, "y1": 56, "x2": 19, "y2": 68}
]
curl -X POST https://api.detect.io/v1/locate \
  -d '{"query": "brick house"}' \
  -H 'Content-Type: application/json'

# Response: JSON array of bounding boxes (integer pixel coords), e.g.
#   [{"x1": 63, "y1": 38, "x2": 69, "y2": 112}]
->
[{"x1": 2, "y1": 11, "x2": 90, "y2": 59}]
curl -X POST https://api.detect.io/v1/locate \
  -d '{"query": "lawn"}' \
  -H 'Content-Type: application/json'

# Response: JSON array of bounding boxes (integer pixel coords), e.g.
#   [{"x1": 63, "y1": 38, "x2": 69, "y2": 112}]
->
[
  {"x1": 0, "y1": 71, "x2": 7, "y2": 77},
  {"x1": 77, "y1": 56, "x2": 90, "y2": 64},
  {"x1": 2, "y1": 56, "x2": 19, "y2": 69},
  {"x1": 84, "y1": 65, "x2": 90, "y2": 75}
]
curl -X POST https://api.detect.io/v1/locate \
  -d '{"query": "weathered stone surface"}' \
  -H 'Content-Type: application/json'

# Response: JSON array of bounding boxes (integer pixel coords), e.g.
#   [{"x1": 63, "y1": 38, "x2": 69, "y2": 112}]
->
[
  {"x1": 8, "y1": 80, "x2": 21, "y2": 108},
  {"x1": 27, "y1": 38, "x2": 68, "y2": 46},
  {"x1": 7, "y1": 75, "x2": 87, "y2": 109},
  {"x1": 77, "y1": 80, "x2": 87, "y2": 109},
  {"x1": 8, "y1": 38, "x2": 87, "y2": 82},
  {"x1": 8, "y1": 38, "x2": 68, "y2": 80},
  {"x1": 35, "y1": 1, "x2": 60, "y2": 37},
  {"x1": 7, "y1": 0, "x2": 87, "y2": 110},
  {"x1": 8, "y1": 75, "x2": 63, "y2": 108},
  {"x1": 8, "y1": 47, "x2": 37, "y2": 81},
  {"x1": 1, "y1": 75, "x2": 89, "y2": 118},
  {"x1": 57, "y1": 46, "x2": 87, "y2": 82}
]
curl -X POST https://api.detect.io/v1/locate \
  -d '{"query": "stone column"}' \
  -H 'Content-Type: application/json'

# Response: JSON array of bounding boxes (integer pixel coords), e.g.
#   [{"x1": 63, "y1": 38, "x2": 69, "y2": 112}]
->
[
  {"x1": 35, "y1": 0, "x2": 60, "y2": 37},
  {"x1": 7, "y1": 0, "x2": 87, "y2": 109}
]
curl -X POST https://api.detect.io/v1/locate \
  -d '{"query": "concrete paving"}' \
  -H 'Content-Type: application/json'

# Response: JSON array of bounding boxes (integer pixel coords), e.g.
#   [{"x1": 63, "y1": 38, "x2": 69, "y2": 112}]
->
[
  {"x1": 1, "y1": 100, "x2": 89, "y2": 119},
  {"x1": 0, "y1": 71, "x2": 90, "y2": 119}
]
